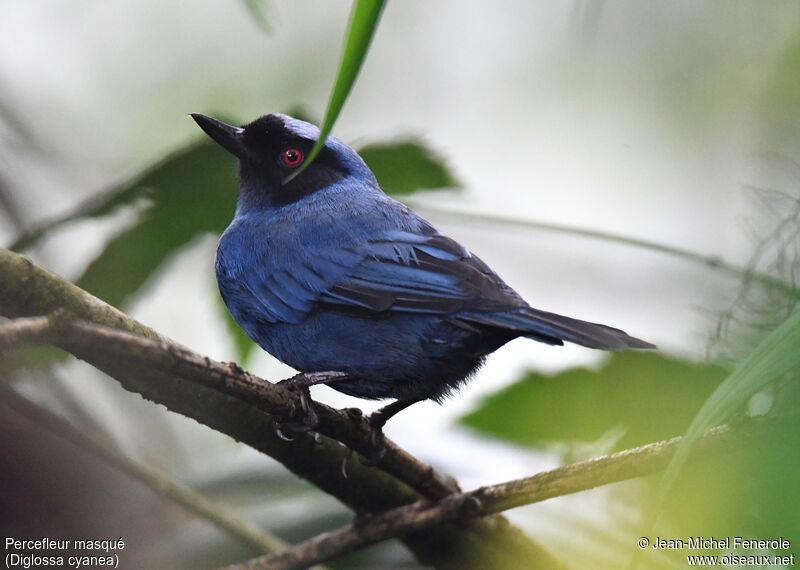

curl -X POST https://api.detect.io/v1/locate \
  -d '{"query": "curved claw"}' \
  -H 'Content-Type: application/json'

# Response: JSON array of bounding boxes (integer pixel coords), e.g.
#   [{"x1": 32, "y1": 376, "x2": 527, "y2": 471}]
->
[
  {"x1": 273, "y1": 421, "x2": 294, "y2": 442},
  {"x1": 276, "y1": 371, "x2": 350, "y2": 430},
  {"x1": 340, "y1": 447, "x2": 353, "y2": 479},
  {"x1": 277, "y1": 382, "x2": 319, "y2": 429},
  {"x1": 297, "y1": 388, "x2": 319, "y2": 428},
  {"x1": 361, "y1": 419, "x2": 388, "y2": 464}
]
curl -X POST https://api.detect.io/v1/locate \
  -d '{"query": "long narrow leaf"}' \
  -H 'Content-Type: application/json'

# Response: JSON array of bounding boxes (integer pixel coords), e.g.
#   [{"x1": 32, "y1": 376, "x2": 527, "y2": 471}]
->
[{"x1": 286, "y1": 0, "x2": 386, "y2": 181}]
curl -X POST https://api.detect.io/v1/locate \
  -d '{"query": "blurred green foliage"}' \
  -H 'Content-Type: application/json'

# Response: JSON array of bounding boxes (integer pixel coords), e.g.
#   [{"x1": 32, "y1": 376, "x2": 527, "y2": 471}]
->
[
  {"x1": 3, "y1": 5, "x2": 800, "y2": 568},
  {"x1": 655, "y1": 308, "x2": 800, "y2": 531},
  {"x1": 462, "y1": 317, "x2": 800, "y2": 568},
  {"x1": 461, "y1": 352, "x2": 727, "y2": 455},
  {"x1": 635, "y1": 411, "x2": 800, "y2": 567}
]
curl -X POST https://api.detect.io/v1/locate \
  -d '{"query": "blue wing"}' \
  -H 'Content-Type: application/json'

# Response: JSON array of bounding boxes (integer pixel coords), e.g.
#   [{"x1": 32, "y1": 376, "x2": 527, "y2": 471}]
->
[
  {"x1": 319, "y1": 230, "x2": 522, "y2": 314},
  {"x1": 219, "y1": 227, "x2": 523, "y2": 325},
  {"x1": 219, "y1": 243, "x2": 361, "y2": 324},
  {"x1": 218, "y1": 223, "x2": 653, "y2": 350},
  {"x1": 315, "y1": 235, "x2": 654, "y2": 350}
]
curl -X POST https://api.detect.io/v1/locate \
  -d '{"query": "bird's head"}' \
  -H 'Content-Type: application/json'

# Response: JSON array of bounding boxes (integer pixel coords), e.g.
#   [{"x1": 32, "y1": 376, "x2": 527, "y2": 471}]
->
[{"x1": 190, "y1": 112, "x2": 375, "y2": 209}]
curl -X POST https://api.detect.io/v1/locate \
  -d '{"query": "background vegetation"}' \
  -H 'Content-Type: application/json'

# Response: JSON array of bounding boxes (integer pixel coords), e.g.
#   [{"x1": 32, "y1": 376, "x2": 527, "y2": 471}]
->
[{"x1": 1, "y1": 1, "x2": 799, "y2": 568}]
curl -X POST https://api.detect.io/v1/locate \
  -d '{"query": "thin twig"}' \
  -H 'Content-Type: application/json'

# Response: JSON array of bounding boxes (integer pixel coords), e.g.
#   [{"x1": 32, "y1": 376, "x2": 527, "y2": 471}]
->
[
  {"x1": 410, "y1": 202, "x2": 799, "y2": 298},
  {"x1": 0, "y1": 387, "x2": 293, "y2": 557},
  {"x1": 227, "y1": 416, "x2": 786, "y2": 570}
]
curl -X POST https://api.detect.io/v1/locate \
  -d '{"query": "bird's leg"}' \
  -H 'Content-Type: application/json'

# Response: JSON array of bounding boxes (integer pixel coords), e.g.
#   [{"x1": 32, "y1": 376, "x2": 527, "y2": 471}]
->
[
  {"x1": 365, "y1": 398, "x2": 420, "y2": 460},
  {"x1": 276, "y1": 371, "x2": 348, "y2": 430}
]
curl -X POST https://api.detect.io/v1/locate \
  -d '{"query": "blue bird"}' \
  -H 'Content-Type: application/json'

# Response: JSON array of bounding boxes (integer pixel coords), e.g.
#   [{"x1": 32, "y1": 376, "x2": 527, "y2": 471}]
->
[{"x1": 191, "y1": 112, "x2": 654, "y2": 441}]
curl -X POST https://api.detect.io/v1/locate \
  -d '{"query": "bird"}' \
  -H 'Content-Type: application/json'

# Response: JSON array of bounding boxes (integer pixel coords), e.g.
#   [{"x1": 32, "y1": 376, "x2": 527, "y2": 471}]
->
[{"x1": 191, "y1": 112, "x2": 654, "y2": 445}]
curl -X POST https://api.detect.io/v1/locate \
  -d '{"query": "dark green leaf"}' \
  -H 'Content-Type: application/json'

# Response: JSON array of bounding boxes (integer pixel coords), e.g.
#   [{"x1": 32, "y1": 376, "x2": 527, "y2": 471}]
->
[
  {"x1": 359, "y1": 139, "x2": 460, "y2": 195},
  {"x1": 461, "y1": 352, "x2": 728, "y2": 453},
  {"x1": 288, "y1": 0, "x2": 386, "y2": 181},
  {"x1": 76, "y1": 141, "x2": 237, "y2": 309}
]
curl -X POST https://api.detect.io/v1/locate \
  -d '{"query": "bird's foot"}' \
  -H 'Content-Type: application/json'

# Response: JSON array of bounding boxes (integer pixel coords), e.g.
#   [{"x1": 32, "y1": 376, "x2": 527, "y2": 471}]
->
[
  {"x1": 364, "y1": 413, "x2": 388, "y2": 463},
  {"x1": 271, "y1": 413, "x2": 318, "y2": 442},
  {"x1": 272, "y1": 371, "x2": 350, "y2": 441},
  {"x1": 277, "y1": 371, "x2": 347, "y2": 429},
  {"x1": 361, "y1": 398, "x2": 419, "y2": 462},
  {"x1": 336, "y1": 407, "x2": 387, "y2": 468},
  {"x1": 280, "y1": 370, "x2": 349, "y2": 388},
  {"x1": 277, "y1": 381, "x2": 319, "y2": 430}
]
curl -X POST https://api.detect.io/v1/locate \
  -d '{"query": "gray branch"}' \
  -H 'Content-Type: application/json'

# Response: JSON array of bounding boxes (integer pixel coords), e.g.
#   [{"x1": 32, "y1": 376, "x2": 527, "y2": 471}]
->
[
  {"x1": 227, "y1": 416, "x2": 786, "y2": 570},
  {"x1": 0, "y1": 247, "x2": 562, "y2": 570}
]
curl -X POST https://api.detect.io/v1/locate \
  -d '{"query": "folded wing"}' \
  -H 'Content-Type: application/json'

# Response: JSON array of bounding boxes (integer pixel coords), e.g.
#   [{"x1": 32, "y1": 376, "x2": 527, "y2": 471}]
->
[{"x1": 232, "y1": 227, "x2": 653, "y2": 350}]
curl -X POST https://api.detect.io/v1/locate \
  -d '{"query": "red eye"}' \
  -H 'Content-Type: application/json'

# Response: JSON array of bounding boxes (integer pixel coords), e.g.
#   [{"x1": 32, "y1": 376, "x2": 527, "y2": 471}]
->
[{"x1": 281, "y1": 147, "x2": 304, "y2": 168}]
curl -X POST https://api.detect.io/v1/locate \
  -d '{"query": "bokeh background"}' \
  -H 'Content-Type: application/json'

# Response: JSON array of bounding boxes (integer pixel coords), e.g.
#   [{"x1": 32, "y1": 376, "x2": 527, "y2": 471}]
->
[{"x1": 2, "y1": 1, "x2": 799, "y2": 568}]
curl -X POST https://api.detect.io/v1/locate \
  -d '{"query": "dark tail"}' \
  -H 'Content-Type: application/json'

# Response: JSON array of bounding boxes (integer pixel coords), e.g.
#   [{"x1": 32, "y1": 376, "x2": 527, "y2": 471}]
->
[{"x1": 461, "y1": 307, "x2": 655, "y2": 351}]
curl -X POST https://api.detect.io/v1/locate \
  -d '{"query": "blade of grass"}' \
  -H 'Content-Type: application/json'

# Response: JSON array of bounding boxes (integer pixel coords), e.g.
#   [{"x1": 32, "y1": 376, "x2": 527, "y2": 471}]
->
[{"x1": 285, "y1": 0, "x2": 386, "y2": 182}]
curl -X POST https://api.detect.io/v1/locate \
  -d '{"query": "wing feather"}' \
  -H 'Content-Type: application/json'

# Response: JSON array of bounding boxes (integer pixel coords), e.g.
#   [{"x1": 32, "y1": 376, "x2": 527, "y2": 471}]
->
[{"x1": 225, "y1": 228, "x2": 523, "y2": 324}]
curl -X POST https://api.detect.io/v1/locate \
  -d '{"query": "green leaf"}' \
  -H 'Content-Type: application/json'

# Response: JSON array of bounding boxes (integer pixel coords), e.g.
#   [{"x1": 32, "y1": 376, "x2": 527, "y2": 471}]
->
[
  {"x1": 76, "y1": 141, "x2": 237, "y2": 309},
  {"x1": 359, "y1": 139, "x2": 460, "y2": 195},
  {"x1": 461, "y1": 352, "x2": 728, "y2": 454},
  {"x1": 653, "y1": 308, "x2": 800, "y2": 525},
  {"x1": 287, "y1": 0, "x2": 386, "y2": 181}
]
